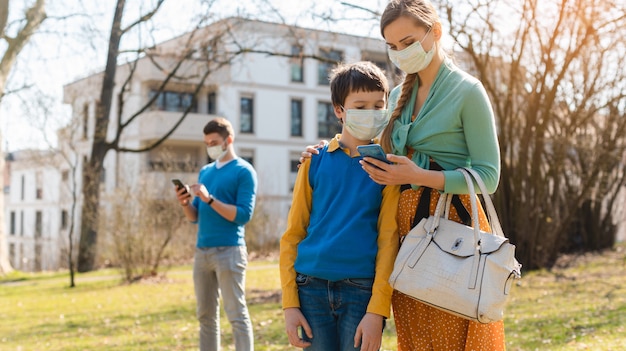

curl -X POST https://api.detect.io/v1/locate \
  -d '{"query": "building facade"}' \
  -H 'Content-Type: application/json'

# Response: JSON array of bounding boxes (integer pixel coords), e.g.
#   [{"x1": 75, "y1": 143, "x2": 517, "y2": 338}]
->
[
  {"x1": 4, "y1": 150, "x2": 68, "y2": 271},
  {"x1": 4, "y1": 18, "x2": 396, "y2": 271}
]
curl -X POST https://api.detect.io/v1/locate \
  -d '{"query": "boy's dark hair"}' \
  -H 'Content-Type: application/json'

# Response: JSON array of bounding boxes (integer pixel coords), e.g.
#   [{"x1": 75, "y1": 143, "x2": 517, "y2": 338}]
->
[
  {"x1": 203, "y1": 117, "x2": 234, "y2": 139},
  {"x1": 329, "y1": 61, "x2": 389, "y2": 108}
]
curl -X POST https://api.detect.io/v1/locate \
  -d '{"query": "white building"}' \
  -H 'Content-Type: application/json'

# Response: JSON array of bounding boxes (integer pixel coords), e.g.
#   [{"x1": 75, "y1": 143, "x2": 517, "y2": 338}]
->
[
  {"x1": 4, "y1": 18, "x2": 395, "y2": 271},
  {"x1": 4, "y1": 150, "x2": 69, "y2": 271}
]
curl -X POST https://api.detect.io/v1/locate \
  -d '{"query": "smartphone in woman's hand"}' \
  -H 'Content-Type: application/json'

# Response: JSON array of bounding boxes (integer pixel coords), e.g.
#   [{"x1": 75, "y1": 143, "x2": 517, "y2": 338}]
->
[{"x1": 357, "y1": 144, "x2": 391, "y2": 164}]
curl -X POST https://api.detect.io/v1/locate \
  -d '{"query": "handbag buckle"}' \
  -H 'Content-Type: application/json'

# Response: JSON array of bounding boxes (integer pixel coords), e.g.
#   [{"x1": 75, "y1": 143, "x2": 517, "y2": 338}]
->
[{"x1": 451, "y1": 238, "x2": 463, "y2": 251}]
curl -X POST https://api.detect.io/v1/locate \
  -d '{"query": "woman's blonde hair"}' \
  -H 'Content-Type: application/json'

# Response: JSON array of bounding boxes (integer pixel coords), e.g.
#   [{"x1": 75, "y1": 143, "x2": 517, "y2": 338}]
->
[{"x1": 379, "y1": 0, "x2": 439, "y2": 153}]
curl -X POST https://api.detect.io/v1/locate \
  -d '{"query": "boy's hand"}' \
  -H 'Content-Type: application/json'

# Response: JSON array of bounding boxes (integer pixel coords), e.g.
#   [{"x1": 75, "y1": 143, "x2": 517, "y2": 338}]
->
[
  {"x1": 354, "y1": 312, "x2": 383, "y2": 351},
  {"x1": 284, "y1": 308, "x2": 313, "y2": 348}
]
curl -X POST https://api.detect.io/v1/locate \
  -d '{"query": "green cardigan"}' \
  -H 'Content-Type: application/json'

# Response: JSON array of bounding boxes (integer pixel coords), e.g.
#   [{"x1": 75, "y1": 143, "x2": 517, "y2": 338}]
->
[{"x1": 389, "y1": 59, "x2": 500, "y2": 194}]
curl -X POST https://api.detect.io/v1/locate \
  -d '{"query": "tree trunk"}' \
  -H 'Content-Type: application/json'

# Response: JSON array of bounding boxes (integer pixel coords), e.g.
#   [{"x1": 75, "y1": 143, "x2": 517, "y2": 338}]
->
[{"x1": 76, "y1": 0, "x2": 125, "y2": 272}]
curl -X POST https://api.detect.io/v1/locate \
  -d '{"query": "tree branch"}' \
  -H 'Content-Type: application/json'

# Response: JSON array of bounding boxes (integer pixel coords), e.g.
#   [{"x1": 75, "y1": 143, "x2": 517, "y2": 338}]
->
[{"x1": 120, "y1": 0, "x2": 165, "y2": 35}]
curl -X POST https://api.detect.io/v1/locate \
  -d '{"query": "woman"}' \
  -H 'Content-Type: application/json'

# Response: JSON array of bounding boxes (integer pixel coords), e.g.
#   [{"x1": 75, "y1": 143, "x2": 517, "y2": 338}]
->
[
  {"x1": 302, "y1": 0, "x2": 505, "y2": 349},
  {"x1": 363, "y1": 0, "x2": 506, "y2": 350}
]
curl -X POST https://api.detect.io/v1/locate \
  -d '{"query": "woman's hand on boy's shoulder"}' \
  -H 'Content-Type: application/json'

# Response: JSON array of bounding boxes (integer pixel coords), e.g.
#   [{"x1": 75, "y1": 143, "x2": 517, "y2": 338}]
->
[{"x1": 298, "y1": 140, "x2": 328, "y2": 167}]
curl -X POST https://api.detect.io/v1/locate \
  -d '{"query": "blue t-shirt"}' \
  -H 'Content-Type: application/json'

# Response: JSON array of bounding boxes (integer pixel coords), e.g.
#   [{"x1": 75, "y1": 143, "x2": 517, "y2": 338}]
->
[{"x1": 192, "y1": 158, "x2": 257, "y2": 247}]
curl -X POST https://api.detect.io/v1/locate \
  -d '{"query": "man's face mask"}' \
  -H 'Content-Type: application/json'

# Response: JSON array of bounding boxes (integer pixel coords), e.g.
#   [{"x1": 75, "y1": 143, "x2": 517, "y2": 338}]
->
[{"x1": 206, "y1": 141, "x2": 227, "y2": 161}]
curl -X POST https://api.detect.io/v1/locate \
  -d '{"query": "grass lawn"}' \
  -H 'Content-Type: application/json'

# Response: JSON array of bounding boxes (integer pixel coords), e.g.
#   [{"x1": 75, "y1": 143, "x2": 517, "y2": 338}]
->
[{"x1": 1, "y1": 245, "x2": 625, "y2": 351}]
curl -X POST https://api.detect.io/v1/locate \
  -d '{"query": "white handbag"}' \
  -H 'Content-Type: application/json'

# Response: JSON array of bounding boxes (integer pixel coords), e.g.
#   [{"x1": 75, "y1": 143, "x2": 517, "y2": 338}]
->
[{"x1": 389, "y1": 168, "x2": 522, "y2": 323}]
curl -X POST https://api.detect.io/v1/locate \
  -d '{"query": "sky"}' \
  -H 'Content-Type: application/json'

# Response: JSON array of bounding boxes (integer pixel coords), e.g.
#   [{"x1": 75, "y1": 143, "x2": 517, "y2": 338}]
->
[{"x1": 0, "y1": 0, "x2": 389, "y2": 152}]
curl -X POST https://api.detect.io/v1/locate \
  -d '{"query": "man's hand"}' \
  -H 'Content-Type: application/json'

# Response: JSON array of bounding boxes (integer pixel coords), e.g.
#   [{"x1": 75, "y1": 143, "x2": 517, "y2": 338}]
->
[
  {"x1": 354, "y1": 312, "x2": 384, "y2": 351},
  {"x1": 175, "y1": 184, "x2": 192, "y2": 206},
  {"x1": 284, "y1": 308, "x2": 313, "y2": 348},
  {"x1": 190, "y1": 183, "x2": 210, "y2": 203}
]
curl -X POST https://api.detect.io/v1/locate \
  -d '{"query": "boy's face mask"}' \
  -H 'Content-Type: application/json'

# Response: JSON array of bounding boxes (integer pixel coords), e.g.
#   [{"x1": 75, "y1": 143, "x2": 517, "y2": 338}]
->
[{"x1": 343, "y1": 108, "x2": 389, "y2": 141}]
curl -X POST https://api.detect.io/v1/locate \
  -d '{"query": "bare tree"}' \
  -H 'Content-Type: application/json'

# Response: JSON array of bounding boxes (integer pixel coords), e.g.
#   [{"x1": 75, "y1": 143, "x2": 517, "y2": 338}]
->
[
  {"x1": 56, "y1": 124, "x2": 81, "y2": 287},
  {"x1": 73, "y1": 0, "x2": 355, "y2": 272},
  {"x1": 440, "y1": 0, "x2": 626, "y2": 269},
  {"x1": 75, "y1": 0, "x2": 222, "y2": 271},
  {"x1": 76, "y1": 0, "x2": 127, "y2": 272},
  {"x1": 0, "y1": 0, "x2": 46, "y2": 274},
  {"x1": 100, "y1": 178, "x2": 193, "y2": 283},
  {"x1": 19, "y1": 86, "x2": 82, "y2": 285}
]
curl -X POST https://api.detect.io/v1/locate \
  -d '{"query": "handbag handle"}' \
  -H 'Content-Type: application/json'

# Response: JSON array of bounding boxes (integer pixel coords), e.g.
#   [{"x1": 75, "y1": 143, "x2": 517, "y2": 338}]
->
[
  {"x1": 425, "y1": 168, "x2": 506, "y2": 241},
  {"x1": 427, "y1": 171, "x2": 481, "y2": 249},
  {"x1": 426, "y1": 192, "x2": 449, "y2": 233},
  {"x1": 459, "y1": 169, "x2": 481, "y2": 248},
  {"x1": 421, "y1": 168, "x2": 492, "y2": 290},
  {"x1": 458, "y1": 168, "x2": 506, "y2": 239}
]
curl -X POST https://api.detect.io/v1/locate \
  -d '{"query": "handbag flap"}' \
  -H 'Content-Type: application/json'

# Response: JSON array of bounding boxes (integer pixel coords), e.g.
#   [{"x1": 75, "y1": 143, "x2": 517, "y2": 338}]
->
[
  {"x1": 432, "y1": 219, "x2": 509, "y2": 256},
  {"x1": 479, "y1": 232, "x2": 510, "y2": 254},
  {"x1": 431, "y1": 220, "x2": 478, "y2": 257}
]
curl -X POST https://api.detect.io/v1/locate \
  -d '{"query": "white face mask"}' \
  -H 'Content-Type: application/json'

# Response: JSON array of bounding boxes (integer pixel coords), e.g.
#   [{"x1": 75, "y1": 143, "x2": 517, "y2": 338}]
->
[
  {"x1": 343, "y1": 108, "x2": 389, "y2": 140},
  {"x1": 206, "y1": 143, "x2": 227, "y2": 161},
  {"x1": 387, "y1": 28, "x2": 434, "y2": 74}
]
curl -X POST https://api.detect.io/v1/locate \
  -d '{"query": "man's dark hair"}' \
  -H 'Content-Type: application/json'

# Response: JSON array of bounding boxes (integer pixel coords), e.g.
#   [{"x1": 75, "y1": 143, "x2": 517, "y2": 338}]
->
[{"x1": 203, "y1": 117, "x2": 234, "y2": 139}]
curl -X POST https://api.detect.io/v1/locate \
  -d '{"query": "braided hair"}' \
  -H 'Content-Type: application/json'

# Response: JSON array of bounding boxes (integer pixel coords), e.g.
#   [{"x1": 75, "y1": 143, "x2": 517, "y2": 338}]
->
[
  {"x1": 379, "y1": 0, "x2": 440, "y2": 153},
  {"x1": 380, "y1": 73, "x2": 418, "y2": 153}
]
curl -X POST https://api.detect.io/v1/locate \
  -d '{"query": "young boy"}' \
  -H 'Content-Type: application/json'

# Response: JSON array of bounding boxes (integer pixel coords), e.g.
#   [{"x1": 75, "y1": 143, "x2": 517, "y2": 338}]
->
[{"x1": 280, "y1": 61, "x2": 399, "y2": 351}]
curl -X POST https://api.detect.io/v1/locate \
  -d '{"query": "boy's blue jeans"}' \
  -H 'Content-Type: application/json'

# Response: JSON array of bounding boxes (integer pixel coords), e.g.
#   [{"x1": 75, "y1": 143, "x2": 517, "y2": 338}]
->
[
  {"x1": 193, "y1": 246, "x2": 253, "y2": 351},
  {"x1": 296, "y1": 273, "x2": 374, "y2": 351}
]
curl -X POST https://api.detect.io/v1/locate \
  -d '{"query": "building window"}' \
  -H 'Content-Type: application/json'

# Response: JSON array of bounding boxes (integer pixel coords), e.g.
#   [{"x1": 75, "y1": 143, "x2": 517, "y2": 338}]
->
[
  {"x1": 149, "y1": 90, "x2": 198, "y2": 113},
  {"x1": 317, "y1": 102, "x2": 341, "y2": 138},
  {"x1": 9, "y1": 243, "x2": 15, "y2": 268},
  {"x1": 291, "y1": 45, "x2": 304, "y2": 82},
  {"x1": 208, "y1": 92, "x2": 217, "y2": 114},
  {"x1": 19, "y1": 244, "x2": 24, "y2": 269},
  {"x1": 289, "y1": 155, "x2": 300, "y2": 192},
  {"x1": 240, "y1": 96, "x2": 254, "y2": 134},
  {"x1": 291, "y1": 99, "x2": 303, "y2": 137},
  {"x1": 20, "y1": 175, "x2": 25, "y2": 201},
  {"x1": 20, "y1": 211, "x2": 24, "y2": 236},
  {"x1": 370, "y1": 59, "x2": 401, "y2": 79},
  {"x1": 83, "y1": 103, "x2": 89, "y2": 139},
  {"x1": 36, "y1": 172, "x2": 42, "y2": 200},
  {"x1": 35, "y1": 244, "x2": 42, "y2": 271},
  {"x1": 62, "y1": 170, "x2": 69, "y2": 183},
  {"x1": 35, "y1": 211, "x2": 42, "y2": 238},
  {"x1": 239, "y1": 149, "x2": 255, "y2": 167},
  {"x1": 61, "y1": 210, "x2": 68, "y2": 230},
  {"x1": 10, "y1": 212, "x2": 15, "y2": 235},
  {"x1": 361, "y1": 50, "x2": 402, "y2": 80},
  {"x1": 318, "y1": 49, "x2": 343, "y2": 85},
  {"x1": 148, "y1": 145, "x2": 200, "y2": 172}
]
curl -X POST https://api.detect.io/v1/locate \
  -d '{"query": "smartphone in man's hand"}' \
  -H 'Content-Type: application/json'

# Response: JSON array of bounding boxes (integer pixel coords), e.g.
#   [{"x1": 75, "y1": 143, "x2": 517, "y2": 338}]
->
[{"x1": 171, "y1": 179, "x2": 188, "y2": 194}]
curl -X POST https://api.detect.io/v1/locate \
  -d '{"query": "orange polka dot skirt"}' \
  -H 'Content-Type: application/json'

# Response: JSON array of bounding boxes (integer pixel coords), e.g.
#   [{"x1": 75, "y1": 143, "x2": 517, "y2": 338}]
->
[{"x1": 393, "y1": 187, "x2": 506, "y2": 351}]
